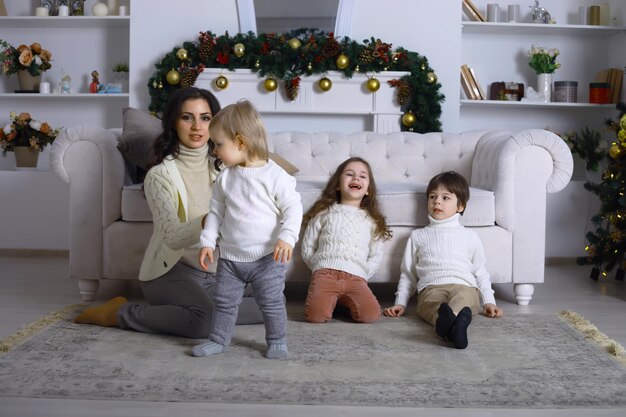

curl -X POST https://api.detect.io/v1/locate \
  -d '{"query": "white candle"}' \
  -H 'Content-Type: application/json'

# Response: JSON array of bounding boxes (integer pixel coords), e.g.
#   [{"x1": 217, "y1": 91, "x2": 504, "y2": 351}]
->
[
  {"x1": 39, "y1": 82, "x2": 51, "y2": 94},
  {"x1": 35, "y1": 7, "x2": 49, "y2": 17},
  {"x1": 58, "y1": 5, "x2": 69, "y2": 16},
  {"x1": 118, "y1": 5, "x2": 127, "y2": 16}
]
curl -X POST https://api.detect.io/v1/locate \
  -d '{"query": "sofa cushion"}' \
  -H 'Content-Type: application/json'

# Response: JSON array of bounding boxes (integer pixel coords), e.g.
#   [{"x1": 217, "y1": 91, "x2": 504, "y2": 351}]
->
[
  {"x1": 118, "y1": 107, "x2": 161, "y2": 172},
  {"x1": 296, "y1": 180, "x2": 495, "y2": 227},
  {"x1": 121, "y1": 183, "x2": 152, "y2": 221}
]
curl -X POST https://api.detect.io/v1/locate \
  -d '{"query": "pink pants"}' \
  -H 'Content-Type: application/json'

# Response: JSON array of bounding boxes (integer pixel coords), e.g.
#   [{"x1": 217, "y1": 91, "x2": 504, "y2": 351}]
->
[{"x1": 304, "y1": 268, "x2": 381, "y2": 323}]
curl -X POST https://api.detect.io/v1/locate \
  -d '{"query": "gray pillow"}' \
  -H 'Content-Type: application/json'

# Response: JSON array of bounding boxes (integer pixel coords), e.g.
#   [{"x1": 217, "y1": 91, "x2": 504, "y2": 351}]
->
[{"x1": 117, "y1": 107, "x2": 162, "y2": 171}]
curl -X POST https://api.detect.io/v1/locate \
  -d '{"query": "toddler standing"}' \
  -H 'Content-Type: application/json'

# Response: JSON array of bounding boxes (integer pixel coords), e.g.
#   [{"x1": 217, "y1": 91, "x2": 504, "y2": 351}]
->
[{"x1": 193, "y1": 100, "x2": 302, "y2": 359}]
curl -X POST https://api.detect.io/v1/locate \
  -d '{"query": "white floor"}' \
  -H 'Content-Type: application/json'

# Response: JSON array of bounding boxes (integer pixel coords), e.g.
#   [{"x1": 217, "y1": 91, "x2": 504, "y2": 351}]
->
[{"x1": 1, "y1": 255, "x2": 625, "y2": 417}]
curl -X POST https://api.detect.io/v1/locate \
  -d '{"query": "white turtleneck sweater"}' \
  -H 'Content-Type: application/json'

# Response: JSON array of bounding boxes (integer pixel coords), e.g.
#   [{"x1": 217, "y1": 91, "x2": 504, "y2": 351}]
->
[
  {"x1": 301, "y1": 203, "x2": 384, "y2": 280},
  {"x1": 200, "y1": 159, "x2": 302, "y2": 262},
  {"x1": 394, "y1": 213, "x2": 496, "y2": 308}
]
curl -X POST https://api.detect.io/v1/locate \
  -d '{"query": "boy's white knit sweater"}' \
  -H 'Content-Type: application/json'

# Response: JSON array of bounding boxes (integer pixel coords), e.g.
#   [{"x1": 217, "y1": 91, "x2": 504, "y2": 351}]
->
[
  {"x1": 394, "y1": 213, "x2": 496, "y2": 307},
  {"x1": 200, "y1": 159, "x2": 302, "y2": 262},
  {"x1": 301, "y1": 203, "x2": 384, "y2": 280}
]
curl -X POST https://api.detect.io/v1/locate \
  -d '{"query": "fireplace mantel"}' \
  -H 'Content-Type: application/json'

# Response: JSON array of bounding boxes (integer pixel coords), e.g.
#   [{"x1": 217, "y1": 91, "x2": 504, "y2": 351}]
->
[{"x1": 196, "y1": 69, "x2": 408, "y2": 133}]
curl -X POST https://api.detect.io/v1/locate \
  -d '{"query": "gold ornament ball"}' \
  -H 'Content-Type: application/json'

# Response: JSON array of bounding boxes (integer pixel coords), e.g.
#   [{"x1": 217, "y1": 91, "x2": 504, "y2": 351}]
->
[
  {"x1": 166, "y1": 69, "x2": 181, "y2": 85},
  {"x1": 264, "y1": 77, "x2": 278, "y2": 92},
  {"x1": 366, "y1": 77, "x2": 380, "y2": 92},
  {"x1": 426, "y1": 72, "x2": 437, "y2": 84},
  {"x1": 354, "y1": 65, "x2": 360, "y2": 72},
  {"x1": 288, "y1": 38, "x2": 301, "y2": 50},
  {"x1": 335, "y1": 54, "x2": 350, "y2": 70},
  {"x1": 215, "y1": 75, "x2": 229, "y2": 89},
  {"x1": 307, "y1": 62, "x2": 313, "y2": 71},
  {"x1": 401, "y1": 112, "x2": 416, "y2": 127},
  {"x1": 609, "y1": 144, "x2": 622, "y2": 159},
  {"x1": 158, "y1": 81, "x2": 163, "y2": 89},
  {"x1": 619, "y1": 129, "x2": 626, "y2": 142},
  {"x1": 176, "y1": 48, "x2": 188, "y2": 60},
  {"x1": 318, "y1": 77, "x2": 332, "y2": 92},
  {"x1": 621, "y1": 114, "x2": 626, "y2": 131},
  {"x1": 233, "y1": 43, "x2": 245, "y2": 58}
]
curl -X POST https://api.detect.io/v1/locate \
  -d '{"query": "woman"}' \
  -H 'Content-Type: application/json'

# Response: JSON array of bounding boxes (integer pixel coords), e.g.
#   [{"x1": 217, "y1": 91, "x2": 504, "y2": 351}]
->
[{"x1": 74, "y1": 87, "x2": 263, "y2": 337}]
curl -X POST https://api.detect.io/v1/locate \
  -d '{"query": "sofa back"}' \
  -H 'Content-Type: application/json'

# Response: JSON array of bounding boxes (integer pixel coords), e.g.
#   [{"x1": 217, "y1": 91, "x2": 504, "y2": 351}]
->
[{"x1": 267, "y1": 131, "x2": 484, "y2": 183}]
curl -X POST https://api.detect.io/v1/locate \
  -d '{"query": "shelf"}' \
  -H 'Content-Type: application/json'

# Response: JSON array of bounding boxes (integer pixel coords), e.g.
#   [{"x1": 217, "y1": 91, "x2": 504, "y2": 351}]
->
[
  {"x1": 462, "y1": 21, "x2": 626, "y2": 36},
  {"x1": 0, "y1": 16, "x2": 129, "y2": 29},
  {"x1": 460, "y1": 99, "x2": 616, "y2": 109},
  {"x1": 0, "y1": 93, "x2": 129, "y2": 99}
]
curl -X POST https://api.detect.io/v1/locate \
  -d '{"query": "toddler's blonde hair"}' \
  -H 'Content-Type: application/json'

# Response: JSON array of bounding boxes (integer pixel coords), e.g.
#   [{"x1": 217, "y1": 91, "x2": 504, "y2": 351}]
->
[{"x1": 210, "y1": 99, "x2": 268, "y2": 161}]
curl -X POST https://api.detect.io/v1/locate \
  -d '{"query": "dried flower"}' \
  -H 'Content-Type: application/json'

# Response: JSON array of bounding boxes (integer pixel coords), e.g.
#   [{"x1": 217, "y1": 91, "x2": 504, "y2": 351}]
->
[
  {"x1": 0, "y1": 39, "x2": 52, "y2": 76},
  {"x1": 0, "y1": 112, "x2": 60, "y2": 157}
]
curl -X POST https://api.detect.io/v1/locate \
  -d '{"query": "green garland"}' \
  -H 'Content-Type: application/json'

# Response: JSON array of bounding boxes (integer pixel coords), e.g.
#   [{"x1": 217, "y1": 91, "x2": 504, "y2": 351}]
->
[{"x1": 148, "y1": 30, "x2": 444, "y2": 132}]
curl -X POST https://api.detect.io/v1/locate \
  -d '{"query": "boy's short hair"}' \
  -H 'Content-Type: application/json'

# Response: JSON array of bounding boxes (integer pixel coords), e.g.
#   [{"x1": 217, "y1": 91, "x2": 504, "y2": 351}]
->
[
  {"x1": 426, "y1": 171, "x2": 470, "y2": 213},
  {"x1": 210, "y1": 99, "x2": 268, "y2": 160}
]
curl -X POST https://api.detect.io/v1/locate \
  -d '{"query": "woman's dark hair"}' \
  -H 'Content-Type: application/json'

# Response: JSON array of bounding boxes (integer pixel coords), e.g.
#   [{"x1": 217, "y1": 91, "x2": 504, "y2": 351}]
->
[{"x1": 148, "y1": 87, "x2": 221, "y2": 168}]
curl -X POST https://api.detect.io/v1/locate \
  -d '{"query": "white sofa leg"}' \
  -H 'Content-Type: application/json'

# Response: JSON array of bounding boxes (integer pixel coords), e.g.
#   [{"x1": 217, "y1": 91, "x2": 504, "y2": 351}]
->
[
  {"x1": 78, "y1": 279, "x2": 100, "y2": 301},
  {"x1": 513, "y1": 284, "x2": 534, "y2": 305}
]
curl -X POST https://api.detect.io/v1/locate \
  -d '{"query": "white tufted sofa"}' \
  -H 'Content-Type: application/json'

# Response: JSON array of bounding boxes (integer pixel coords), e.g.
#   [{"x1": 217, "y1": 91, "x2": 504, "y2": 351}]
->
[{"x1": 51, "y1": 127, "x2": 573, "y2": 305}]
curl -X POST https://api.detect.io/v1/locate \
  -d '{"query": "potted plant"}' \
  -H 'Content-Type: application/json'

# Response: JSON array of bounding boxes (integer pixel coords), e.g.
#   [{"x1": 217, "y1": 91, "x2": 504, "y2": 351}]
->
[
  {"x1": 0, "y1": 39, "x2": 53, "y2": 92},
  {"x1": 0, "y1": 112, "x2": 60, "y2": 167},
  {"x1": 111, "y1": 62, "x2": 129, "y2": 92}
]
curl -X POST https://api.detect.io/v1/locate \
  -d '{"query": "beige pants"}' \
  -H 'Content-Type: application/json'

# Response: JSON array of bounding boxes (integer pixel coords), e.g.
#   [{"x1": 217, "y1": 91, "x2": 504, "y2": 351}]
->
[{"x1": 416, "y1": 284, "x2": 480, "y2": 326}]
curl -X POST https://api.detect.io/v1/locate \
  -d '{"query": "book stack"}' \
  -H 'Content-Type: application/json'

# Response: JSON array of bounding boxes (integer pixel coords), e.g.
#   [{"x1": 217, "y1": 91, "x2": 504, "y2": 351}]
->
[
  {"x1": 595, "y1": 68, "x2": 623, "y2": 104},
  {"x1": 460, "y1": 64, "x2": 486, "y2": 100},
  {"x1": 462, "y1": 0, "x2": 486, "y2": 22}
]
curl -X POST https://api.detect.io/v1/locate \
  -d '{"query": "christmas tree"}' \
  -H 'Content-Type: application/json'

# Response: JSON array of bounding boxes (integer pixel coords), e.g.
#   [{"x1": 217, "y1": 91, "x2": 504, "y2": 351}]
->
[{"x1": 577, "y1": 103, "x2": 626, "y2": 281}]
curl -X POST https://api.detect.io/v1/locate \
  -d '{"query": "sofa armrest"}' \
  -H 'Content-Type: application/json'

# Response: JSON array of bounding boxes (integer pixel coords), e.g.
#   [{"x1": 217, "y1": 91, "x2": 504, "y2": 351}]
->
[
  {"x1": 470, "y1": 129, "x2": 573, "y2": 285},
  {"x1": 50, "y1": 125, "x2": 125, "y2": 282},
  {"x1": 471, "y1": 129, "x2": 573, "y2": 231}
]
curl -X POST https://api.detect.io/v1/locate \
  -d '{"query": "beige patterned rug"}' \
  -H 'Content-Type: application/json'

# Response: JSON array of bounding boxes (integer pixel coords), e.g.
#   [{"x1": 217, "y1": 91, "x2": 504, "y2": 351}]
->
[{"x1": 0, "y1": 306, "x2": 625, "y2": 408}]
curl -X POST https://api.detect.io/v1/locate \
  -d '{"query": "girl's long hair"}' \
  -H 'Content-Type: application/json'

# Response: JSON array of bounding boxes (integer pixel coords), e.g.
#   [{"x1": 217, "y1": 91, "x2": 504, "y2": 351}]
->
[
  {"x1": 148, "y1": 87, "x2": 221, "y2": 169},
  {"x1": 303, "y1": 157, "x2": 392, "y2": 241}
]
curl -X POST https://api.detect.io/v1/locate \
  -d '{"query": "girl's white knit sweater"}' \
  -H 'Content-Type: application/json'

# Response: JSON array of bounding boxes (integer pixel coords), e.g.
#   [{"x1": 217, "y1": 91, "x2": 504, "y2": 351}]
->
[
  {"x1": 301, "y1": 203, "x2": 384, "y2": 280},
  {"x1": 394, "y1": 213, "x2": 496, "y2": 307}
]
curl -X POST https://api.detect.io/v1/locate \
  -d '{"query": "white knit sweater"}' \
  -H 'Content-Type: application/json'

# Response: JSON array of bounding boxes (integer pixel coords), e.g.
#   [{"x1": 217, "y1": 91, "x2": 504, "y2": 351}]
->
[
  {"x1": 301, "y1": 204, "x2": 384, "y2": 280},
  {"x1": 394, "y1": 213, "x2": 496, "y2": 308},
  {"x1": 200, "y1": 159, "x2": 302, "y2": 262}
]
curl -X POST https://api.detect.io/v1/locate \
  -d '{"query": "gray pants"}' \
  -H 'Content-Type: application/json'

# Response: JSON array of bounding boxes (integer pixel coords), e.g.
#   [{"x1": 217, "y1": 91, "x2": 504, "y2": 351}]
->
[
  {"x1": 210, "y1": 254, "x2": 287, "y2": 346},
  {"x1": 117, "y1": 262, "x2": 263, "y2": 338}
]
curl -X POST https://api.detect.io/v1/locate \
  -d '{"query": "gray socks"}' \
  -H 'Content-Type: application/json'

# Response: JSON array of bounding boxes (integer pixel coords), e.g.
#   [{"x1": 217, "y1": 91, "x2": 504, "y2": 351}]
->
[
  {"x1": 191, "y1": 341, "x2": 225, "y2": 357},
  {"x1": 192, "y1": 341, "x2": 288, "y2": 359},
  {"x1": 265, "y1": 343, "x2": 288, "y2": 360}
]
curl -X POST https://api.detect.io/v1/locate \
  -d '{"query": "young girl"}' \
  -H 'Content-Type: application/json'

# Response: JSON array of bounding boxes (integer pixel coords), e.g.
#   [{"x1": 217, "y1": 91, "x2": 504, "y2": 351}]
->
[
  {"x1": 193, "y1": 100, "x2": 302, "y2": 360},
  {"x1": 301, "y1": 157, "x2": 392, "y2": 323},
  {"x1": 384, "y1": 171, "x2": 503, "y2": 349}
]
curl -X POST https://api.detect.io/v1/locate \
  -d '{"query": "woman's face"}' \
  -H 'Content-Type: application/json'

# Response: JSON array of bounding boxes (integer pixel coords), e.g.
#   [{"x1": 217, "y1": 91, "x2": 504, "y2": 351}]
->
[{"x1": 175, "y1": 98, "x2": 212, "y2": 149}]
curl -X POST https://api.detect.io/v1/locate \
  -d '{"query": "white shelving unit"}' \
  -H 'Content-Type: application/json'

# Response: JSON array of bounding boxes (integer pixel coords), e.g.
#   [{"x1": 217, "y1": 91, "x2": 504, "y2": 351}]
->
[{"x1": 459, "y1": 5, "x2": 625, "y2": 135}]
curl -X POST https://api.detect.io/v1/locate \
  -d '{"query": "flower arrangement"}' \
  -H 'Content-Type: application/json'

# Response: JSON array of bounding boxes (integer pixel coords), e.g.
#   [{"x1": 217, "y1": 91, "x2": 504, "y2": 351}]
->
[
  {"x1": 0, "y1": 112, "x2": 60, "y2": 157},
  {"x1": 527, "y1": 45, "x2": 560, "y2": 74},
  {"x1": 0, "y1": 39, "x2": 53, "y2": 76}
]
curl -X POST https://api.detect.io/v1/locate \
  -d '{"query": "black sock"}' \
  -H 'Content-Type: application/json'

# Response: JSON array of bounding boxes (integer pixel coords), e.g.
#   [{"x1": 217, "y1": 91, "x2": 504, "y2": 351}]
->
[
  {"x1": 435, "y1": 303, "x2": 456, "y2": 340},
  {"x1": 451, "y1": 306, "x2": 472, "y2": 349}
]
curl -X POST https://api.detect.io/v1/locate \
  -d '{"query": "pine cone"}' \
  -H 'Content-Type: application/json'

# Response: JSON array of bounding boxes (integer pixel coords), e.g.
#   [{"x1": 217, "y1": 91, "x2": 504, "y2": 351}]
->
[
  {"x1": 396, "y1": 81, "x2": 411, "y2": 106},
  {"x1": 358, "y1": 48, "x2": 374, "y2": 65},
  {"x1": 199, "y1": 43, "x2": 214, "y2": 63},
  {"x1": 181, "y1": 70, "x2": 197, "y2": 88},
  {"x1": 321, "y1": 38, "x2": 340, "y2": 58},
  {"x1": 286, "y1": 79, "x2": 300, "y2": 101}
]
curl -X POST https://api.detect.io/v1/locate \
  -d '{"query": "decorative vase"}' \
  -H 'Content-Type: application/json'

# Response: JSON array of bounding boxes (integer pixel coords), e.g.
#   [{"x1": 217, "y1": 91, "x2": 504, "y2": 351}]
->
[
  {"x1": 537, "y1": 73, "x2": 553, "y2": 103},
  {"x1": 17, "y1": 70, "x2": 41, "y2": 92},
  {"x1": 112, "y1": 71, "x2": 129, "y2": 93},
  {"x1": 13, "y1": 146, "x2": 39, "y2": 168}
]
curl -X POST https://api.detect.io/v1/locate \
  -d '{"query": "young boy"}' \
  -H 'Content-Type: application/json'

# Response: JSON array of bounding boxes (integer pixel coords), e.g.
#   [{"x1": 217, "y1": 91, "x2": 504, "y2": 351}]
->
[{"x1": 384, "y1": 171, "x2": 503, "y2": 349}]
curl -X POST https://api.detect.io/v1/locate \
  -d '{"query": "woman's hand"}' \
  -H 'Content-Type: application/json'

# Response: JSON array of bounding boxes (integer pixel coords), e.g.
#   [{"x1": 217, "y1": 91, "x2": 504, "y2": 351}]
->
[
  {"x1": 383, "y1": 305, "x2": 406, "y2": 317},
  {"x1": 273, "y1": 240, "x2": 293, "y2": 263},
  {"x1": 199, "y1": 247, "x2": 214, "y2": 271}
]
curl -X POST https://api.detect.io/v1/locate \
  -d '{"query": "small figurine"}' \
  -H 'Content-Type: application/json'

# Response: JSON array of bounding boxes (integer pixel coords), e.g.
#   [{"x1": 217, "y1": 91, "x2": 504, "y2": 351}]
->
[
  {"x1": 89, "y1": 70, "x2": 100, "y2": 93},
  {"x1": 530, "y1": 0, "x2": 551, "y2": 24},
  {"x1": 60, "y1": 72, "x2": 72, "y2": 94}
]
